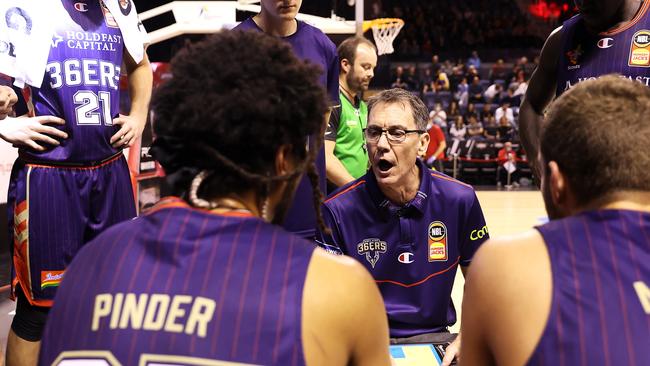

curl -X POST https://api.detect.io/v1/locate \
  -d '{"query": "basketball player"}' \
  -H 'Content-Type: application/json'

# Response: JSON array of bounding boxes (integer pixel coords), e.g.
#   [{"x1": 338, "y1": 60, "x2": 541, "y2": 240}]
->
[
  {"x1": 38, "y1": 31, "x2": 391, "y2": 366},
  {"x1": 1, "y1": 1, "x2": 152, "y2": 365},
  {"x1": 0, "y1": 86, "x2": 17, "y2": 120},
  {"x1": 461, "y1": 76, "x2": 650, "y2": 365},
  {"x1": 520, "y1": 0, "x2": 648, "y2": 176},
  {"x1": 325, "y1": 36, "x2": 377, "y2": 189},
  {"x1": 234, "y1": 0, "x2": 339, "y2": 239},
  {"x1": 320, "y1": 89, "x2": 489, "y2": 366}
]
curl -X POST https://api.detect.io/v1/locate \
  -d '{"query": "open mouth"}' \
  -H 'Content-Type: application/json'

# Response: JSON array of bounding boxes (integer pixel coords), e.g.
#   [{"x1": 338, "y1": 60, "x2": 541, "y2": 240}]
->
[{"x1": 377, "y1": 159, "x2": 394, "y2": 173}]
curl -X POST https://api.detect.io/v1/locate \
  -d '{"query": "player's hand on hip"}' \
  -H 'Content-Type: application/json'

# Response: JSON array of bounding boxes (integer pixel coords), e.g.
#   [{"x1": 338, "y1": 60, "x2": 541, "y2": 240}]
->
[
  {"x1": 441, "y1": 334, "x2": 460, "y2": 366},
  {"x1": 0, "y1": 115, "x2": 67, "y2": 151},
  {"x1": 110, "y1": 114, "x2": 145, "y2": 148},
  {"x1": 0, "y1": 86, "x2": 18, "y2": 120}
]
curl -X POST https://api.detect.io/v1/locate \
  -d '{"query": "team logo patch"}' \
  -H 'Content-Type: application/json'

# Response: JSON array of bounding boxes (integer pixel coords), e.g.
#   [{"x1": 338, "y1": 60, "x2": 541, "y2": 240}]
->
[
  {"x1": 566, "y1": 44, "x2": 583, "y2": 66},
  {"x1": 119, "y1": 0, "x2": 132, "y2": 16},
  {"x1": 100, "y1": 1, "x2": 119, "y2": 28},
  {"x1": 357, "y1": 238, "x2": 387, "y2": 268},
  {"x1": 470, "y1": 225, "x2": 489, "y2": 241},
  {"x1": 398, "y1": 252, "x2": 414, "y2": 264},
  {"x1": 41, "y1": 271, "x2": 64, "y2": 290},
  {"x1": 597, "y1": 38, "x2": 614, "y2": 49},
  {"x1": 428, "y1": 221, "x2": 448, "y2": 262},
  {"x1": 74, "y1": 2, "x2": 88, "y2": 12},
  {"x1": 629, "y1": 30, "x2": 650, "y2": 67}
]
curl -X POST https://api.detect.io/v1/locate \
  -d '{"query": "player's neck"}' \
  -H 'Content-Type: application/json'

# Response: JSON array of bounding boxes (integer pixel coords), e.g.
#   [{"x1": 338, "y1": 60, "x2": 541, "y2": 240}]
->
[
  {"x1": 339, "y1": 81, "x2": 358, "y2": 103},
  {"x1": 254, "y1": 13, "x2": 298, "y2": 37},
  {"x1": 609, "y1": 0, "x2": 645, "y2": 31},
  {"x1": 209, "y1": 196, "x2": 260, "y2": 217},
  {"x1": 377, "y1": 165, "x2": 421, "y2": 206},
  {"x1": 583, "y1": 191, "x2": 650, "y2": 213}
]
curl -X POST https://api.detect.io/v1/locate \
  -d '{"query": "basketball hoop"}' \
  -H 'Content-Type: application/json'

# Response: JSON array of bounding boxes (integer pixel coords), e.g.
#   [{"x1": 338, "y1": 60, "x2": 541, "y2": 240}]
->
[{"x1": 363, "y1": 18, "x2": 404, "y2": 55}]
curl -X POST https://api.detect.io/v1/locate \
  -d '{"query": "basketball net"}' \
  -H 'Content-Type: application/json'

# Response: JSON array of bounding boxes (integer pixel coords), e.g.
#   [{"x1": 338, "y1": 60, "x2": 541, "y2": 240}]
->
[{"x1": 364, "y1": 18, "x2": 404, "y2": 55}]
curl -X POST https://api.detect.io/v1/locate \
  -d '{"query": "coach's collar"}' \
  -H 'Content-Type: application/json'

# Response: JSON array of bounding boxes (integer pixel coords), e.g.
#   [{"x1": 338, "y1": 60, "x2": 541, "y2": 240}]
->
[{"x1": 367, "y1": 159, "x2": 429, "y2": 219}]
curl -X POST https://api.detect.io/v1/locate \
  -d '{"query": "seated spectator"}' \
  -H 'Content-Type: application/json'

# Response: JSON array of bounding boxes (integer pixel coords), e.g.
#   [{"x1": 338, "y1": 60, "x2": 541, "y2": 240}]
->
[
  {"x1": 483, "y1": 116, "x2": 499, "y2": 141},
  {"x1": 464, "y1": 102, "x2": 478, "y2": 122},
  {"x1": 434, "y1": 69, "x2": 451, "y2": 91},
  {"x1": 431, "y1": 54, "x2": 442, "y2": 74},
  {"x1": 497, "y1": 141, "x2": 520, "y2": 186},
  {"x1": 489, "y1": 58, "x2": 508, "y2": 82},
  {"x1": 466, "y1": 115, "x2": 485, "y2": 140},
  {"x1": 405, "y1": 65, "x2": 419, "y2": 91},
  {"x1": 450, "y1": 115, "x2": 467, "y2": 141},
  {"x1": 495, "y1": 101, "x2": 515, "y2": 126},
  {"x1": 498, "y1": 116, "x2": 515, "y2": 142},
  {"x1": 391, "y1": 66, "x2": 408, "y2": 89},
  {"x1": 421, "y1": 67, "x2": 435, "y2": 93},
  {"x1": 467, "y1": 50, "x2": 481, "y2": 69},
  {"x1": 481, "y1": 103, "x2": 494, "y2": 123},
  {"x1": 429, "y1": 103, "x2": 447, "y2": 128},
  {"x1": 466, "y1": 65, "x2": 480, "y2": 81},
  {"x1": 456, "y1": 76, "x2": 469, "y2": 106},
  {"x1": 448, "y1": 100, "x2": 461, "y2": 120},
  {"x1": 484, "y1": 83, "x2": 503, "y2": 104},
  {"x1": 468, "y1": 76, "x2": 485, "y2": 103}
]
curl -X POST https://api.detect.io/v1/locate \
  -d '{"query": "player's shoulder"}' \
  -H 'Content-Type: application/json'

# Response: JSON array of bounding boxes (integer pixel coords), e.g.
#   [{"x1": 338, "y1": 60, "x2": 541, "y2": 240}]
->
[
  {"x1": 469, "y1": 229, "x2": 547, "y2": 283},
  {"x1": 324, "y1": 177, "x2": 369, "y2": 209},
  {"x1": 298, "y1": 21, "x2": 337, "y2": 53},
  {"x1": 428, "y1": 169, "x2": 477, "y2": 199}
]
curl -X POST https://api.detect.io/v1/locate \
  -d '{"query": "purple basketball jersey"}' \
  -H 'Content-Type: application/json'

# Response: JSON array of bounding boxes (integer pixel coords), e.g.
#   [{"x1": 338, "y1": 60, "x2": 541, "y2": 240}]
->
[
  {"x1": 233, "y1": 19, "x2": 339, "y2": 239},
  {"x1": 15, "y1": 0, "x2": 124, "y2": 163},
  {"x1": 557, "y1": 2, "x2": 650, "y2": 96},
  {"x1": 528, "y1": 210, "x2": 650, "y2": 365},
  {"x1": 320, "y1": 160, "x2": 489, "y2": 337},
  {"x1": 39, "y1": 197, "x2": 316, "y2": 366}
]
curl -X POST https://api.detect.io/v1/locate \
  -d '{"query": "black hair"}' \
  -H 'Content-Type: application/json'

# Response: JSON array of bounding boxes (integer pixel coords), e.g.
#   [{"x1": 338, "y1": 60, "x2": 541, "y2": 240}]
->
[{"x1": 151, "y1": 30, "x2": 328, "y2": 220}]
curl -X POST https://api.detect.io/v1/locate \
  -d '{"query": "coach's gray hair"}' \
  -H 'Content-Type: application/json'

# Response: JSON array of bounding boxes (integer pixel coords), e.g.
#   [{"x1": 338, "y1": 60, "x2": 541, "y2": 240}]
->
[{"x1": 367, "y1": 88, "x2": 429, "y2": 130}]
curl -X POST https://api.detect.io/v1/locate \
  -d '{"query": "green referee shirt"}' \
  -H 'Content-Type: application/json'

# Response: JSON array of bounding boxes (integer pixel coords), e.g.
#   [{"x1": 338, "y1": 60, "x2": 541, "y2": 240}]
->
[{"x1": 325, "y1": 92, "x2": 369, "y2": 179}]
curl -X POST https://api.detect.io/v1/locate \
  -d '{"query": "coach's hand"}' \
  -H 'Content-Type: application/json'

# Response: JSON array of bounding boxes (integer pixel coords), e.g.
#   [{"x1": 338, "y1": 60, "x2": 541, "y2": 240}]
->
[
  {"x1": 0, "y1": 86, "x2": 18, "y2": 120},
  {"x1": 0, "y1": 115, "x2": 67, "y2": 151},
  {"x1": 442, "y1": 334, "x2": 461, "y2": 366},
  {"x1": 110, "y1": 114, "x2": 145, "y2": 149}
]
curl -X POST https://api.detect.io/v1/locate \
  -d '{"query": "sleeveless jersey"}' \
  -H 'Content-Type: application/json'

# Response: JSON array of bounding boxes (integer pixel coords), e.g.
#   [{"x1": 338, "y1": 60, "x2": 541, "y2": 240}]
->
[
  {"x1": 38, "y1": 197, "x2": 316, "y2": 366},
  {"x1": 528, "y1": 210, "x2": 650, "y2": 365},
  {"x1": 17, "y1": 0, "x2": 124, "y2": 163},
  {"x1": 557, "y1": 1, "x2": 650, "y2": 96}
]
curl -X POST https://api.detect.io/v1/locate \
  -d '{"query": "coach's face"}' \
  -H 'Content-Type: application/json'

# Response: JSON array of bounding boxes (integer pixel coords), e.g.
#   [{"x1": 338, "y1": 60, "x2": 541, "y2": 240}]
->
[
  {"x1": 575, "y1": 0, "x2": 626, "y2": 32},
  {"x1": 261, "y1": 0, "x2": 302, "y2": 20},
  {"x1": 366, "y1": 102, "x2": 429, "y2": 188}
]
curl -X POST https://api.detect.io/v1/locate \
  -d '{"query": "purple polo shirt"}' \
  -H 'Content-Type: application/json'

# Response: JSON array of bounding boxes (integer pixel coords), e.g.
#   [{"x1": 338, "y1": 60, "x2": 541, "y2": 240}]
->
[
  {"x1": 320, "y1": 159, "x2": 489, "y2": 337},
  {"x1": 234, "y1": 18, "x2": 339, "y2": 239}
]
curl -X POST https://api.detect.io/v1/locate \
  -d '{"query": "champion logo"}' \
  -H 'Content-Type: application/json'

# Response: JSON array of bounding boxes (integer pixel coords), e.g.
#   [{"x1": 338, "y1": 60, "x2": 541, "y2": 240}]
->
[
  {"x1": 597, "y1": 38, "x2": 614, "y2": 49},
  {"x1": 74, "y1": 2, "x2": 88, "y2": 12},
  {"x1": 398, "y1": 252, "x2": 414, "y2": 264}
]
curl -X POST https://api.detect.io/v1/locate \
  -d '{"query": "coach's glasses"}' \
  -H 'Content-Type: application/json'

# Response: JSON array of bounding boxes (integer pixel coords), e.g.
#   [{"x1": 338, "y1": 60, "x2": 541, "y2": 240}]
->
[{"x1": 363, "y1": 126, "x2": 426, "y2": 143}]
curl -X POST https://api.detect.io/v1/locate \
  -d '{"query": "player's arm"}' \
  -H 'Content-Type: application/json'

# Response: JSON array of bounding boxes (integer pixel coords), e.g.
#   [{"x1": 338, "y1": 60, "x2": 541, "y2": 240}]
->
[
  {"x1": 519, "y1": 26, "x2": 563, "y2": 179},
  {"x1": 325, "y1": 107, "x2": 356, "y2": 187},
  {"x1": 303, "y1": 249, "x2": 391, "y2": 366},
  {"x1": 0, "y1": 85, "x2": 67, "y2": 150},
  {"x1": 110, "y1": 51, "x2": 153, "y2": 148},
  {"x1": 460, "y1": 231, "x2": 551, "y2": 366},
  {"x1": 0, "y1": 85, "x2": 17, "y2": 120}
]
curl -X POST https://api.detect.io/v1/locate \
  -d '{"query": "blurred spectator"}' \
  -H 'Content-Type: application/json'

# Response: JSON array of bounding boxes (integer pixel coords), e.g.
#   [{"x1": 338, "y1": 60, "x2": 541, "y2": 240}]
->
[
  {"x1": 434, "y1": 69, "x2": 451, "y2": 91},
  {"x1": 468, "y1": 76, "x2": 484, "y2": 103},
  {"x1": 424, "y1": 123, "x2": 447, "y2": 171},
  {"x1": 495, "y1": 101, "x2": 515, "y2": 126},
  {"x1": 456, "y1": 76, "x2": 469, "y2": 106},
  {"x1": 405, "y1": 65, "x2": 419, "y2": 91},
  {"x1": 448, "y1": 100, "x2": 461, "y2": 120},
  {"x1": 449, "y1": 115, "x2": 467, "y2": 141},
  {"x1": 497, "y1": 141, "x2": 520, "y2": 186},
  {"x1": 466, "y1": 115, "x2": 484, "y2": 140},
  {"x1": 483, "y1": 116, "x2": 499, "y2": 141},
  {"x1": 480, "y1": 103, "x2": 494, "y2": 124},
  {"x1": 391, "y1": 66, "x2": 408, "y2": 89},
  {"x1": 431, "y1": 54, "x2": 442, "y2": 74},
  {"x1": 498, "y1": 115, "x2": 515, "y2": 142},
  {"x1": 464, "y1": 102, "x2": 478, "y2": 122},
  {"x1": 467, "y1": 50, "x2": 481, "y2": 69},
  {"x1": 421, "y1": 68, "x2": 435, "y2": 93},
  {"x1": 484, "y1": 83, "x2": 503, "y2": 104},
  {"x1": 429, "y1": 103, "x2": 447, "y2": 128},
  {"x1": 489, "y1": 59, "x2": 509, "y2": 82}
]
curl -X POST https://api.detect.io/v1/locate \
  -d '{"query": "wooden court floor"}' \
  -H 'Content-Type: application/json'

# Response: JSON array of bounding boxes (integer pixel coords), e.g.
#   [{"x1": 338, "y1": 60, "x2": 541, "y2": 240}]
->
[{"x1": 450, "y1": 190, "x2": 547, "y2": 332}]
